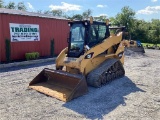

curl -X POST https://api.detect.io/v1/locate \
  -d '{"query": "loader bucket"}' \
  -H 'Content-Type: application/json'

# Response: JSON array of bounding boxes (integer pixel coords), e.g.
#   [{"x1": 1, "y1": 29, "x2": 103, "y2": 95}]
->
[{"x1": 29, "y1": 68, "x2": 88, "y2": 102}]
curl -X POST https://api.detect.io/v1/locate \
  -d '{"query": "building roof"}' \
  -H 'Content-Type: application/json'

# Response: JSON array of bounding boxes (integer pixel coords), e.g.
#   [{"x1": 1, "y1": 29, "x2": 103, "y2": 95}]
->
[{"x1": 0, "y1": 8, "x2": 68, "y2": 20}]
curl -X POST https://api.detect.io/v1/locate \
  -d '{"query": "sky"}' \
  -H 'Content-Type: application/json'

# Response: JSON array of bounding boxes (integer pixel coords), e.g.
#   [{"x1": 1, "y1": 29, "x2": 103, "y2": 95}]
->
[{"x1": 3, "y1": 0, "x2": 160, "y2": 21}]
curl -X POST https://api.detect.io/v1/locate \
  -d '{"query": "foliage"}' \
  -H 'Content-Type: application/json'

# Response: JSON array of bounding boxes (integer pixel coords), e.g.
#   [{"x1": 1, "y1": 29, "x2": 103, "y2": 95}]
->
[
  {"x1": 150, "y1": 19, "x2": 160, "y2": 44},
  {"x1": 68, "y1": 9, "x2": 92, "y2": 20},
  {"x1": 71, "y1": 14, "x2": 83, "y2": 20},
  {"x1": 40, "y1": 9, "x2": 65, "y2": 17},
  {"x1": 109, "y1": 6, "x2": 160, "y2": 44},
  {"x1": 113, "y1": 6, "x2": 135, "y2": 33},
  {"x1": 17, "y1": 2, "x2": 27, "y2": 11},
  {"x1": 5, "y1": 1, "x2": 16, "y2": 9},
  {"x1": 94, "y1": 15, "x2": 107, "y2": 22},
  {"x1": 51, "y1": 10, "x2": 63, "y2": 17},
  {"x1": 0, "y1": 0, "x2": 4, "y2": 8},
  {"x1": 37, "y1": 10, "x2": 43, "y2": 14},
  {"x1": 5, "y1": 39, "x2": 11, "y2": 62},
  {"x1": 25, "y1": 52, "x2": 40, "y2": 60},
  {"x1": 4, "y1": 1, "x2": 27, "y2": 11},
  {"x1": 131, "y1": 19, "x2": 160, "y2": 44},
  {"x1": 82, "y1": 9, "x2": 92, "y2": 20}
]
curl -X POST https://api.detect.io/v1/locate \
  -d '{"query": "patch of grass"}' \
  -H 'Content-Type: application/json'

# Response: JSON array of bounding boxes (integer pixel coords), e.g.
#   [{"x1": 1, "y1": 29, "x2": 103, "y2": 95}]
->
[{"x1": 142, "y1": 43, "x2": 160, "y2": 46}]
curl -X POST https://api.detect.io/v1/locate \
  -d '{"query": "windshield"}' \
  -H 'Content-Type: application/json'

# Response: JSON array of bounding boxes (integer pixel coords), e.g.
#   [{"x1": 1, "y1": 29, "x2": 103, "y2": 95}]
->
[
  {"x1": 68, "y1": 23, "x2": 85, "y2": 57},
  {"x1": 70, "y1": 24, "x2": 85, "y2": 51},
  {"x1": 71, "y1": 24, "x2": 85, "y2": 42}
]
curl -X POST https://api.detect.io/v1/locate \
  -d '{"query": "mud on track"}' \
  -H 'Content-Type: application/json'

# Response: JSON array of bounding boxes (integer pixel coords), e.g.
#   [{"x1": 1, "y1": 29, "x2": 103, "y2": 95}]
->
[{"x1": 0, "y1": 49, "x2": 160, "y2": 120}]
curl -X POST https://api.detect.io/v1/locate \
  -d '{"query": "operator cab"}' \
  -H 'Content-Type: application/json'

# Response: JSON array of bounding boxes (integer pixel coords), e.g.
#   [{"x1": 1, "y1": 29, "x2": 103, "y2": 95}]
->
[{"x1": 67, "y1": 20, "x2": 110, "y2": 57}]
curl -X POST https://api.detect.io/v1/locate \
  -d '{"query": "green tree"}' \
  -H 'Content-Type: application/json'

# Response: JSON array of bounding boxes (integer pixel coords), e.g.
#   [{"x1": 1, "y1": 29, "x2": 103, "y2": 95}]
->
[
  {"x1": 5, "y1": 1, "x2": 16, "y2": 9},
  {"x1": 17, "y1": 2, "x2": 27, "y2": 11},
  {"x1": 131, "y1": 19, "x2": 149, "y2": 43},
  {"x1": 149, "y1": 19, "x2": 160, "y2": 44},
  {"x1": 131, "y1": 19, "x2": 160, "y2": 44},
  {"x1": 82, "y1": 9, "x2": 92, "y2": 19},
  {"x1": 109, "y1": 17, "x2": 117, "y2": 25},
  {"x1": 94, "y1": 15, "x2": 107, "y2": 22},
  {"x1": 37, "y1": 10, "x2": 43, "y2": 14},
  {"x1": 43, "y1": 10, "x2": 51, "y2": 15},
  {"x1": 71, "y1": 14, "x2": 83, "y2": 20},
  {"x1": 114, "y1": 6, "x2": 135, "y2": 33},
  {"x1": 0, "y1": 0, "x2": 4, "y2": 8},
  {"x1": 51, "y1": 10, "x2": 63, "y2": 17}
]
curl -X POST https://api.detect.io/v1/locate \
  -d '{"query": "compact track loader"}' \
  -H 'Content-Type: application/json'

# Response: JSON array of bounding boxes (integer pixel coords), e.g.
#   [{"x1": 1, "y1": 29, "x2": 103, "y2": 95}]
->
[{"x1": 29, "y1": 18, "x2": 127, "y2": 102}]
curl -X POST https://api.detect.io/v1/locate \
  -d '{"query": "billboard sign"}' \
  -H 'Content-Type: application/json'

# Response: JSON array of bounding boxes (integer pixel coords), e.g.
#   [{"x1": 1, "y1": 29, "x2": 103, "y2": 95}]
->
[{"x1": 9, "y1": 23, "x2": 40, "y2": 42}]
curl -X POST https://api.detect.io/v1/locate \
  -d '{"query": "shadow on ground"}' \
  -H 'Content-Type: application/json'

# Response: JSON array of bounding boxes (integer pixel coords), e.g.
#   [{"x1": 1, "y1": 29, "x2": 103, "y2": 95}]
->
[
  {"x1": 63, "y1": 76, "x2": 145, "y2": 120},
  {"x1": 0, "y1": 61, "x2": 54, "y2": 73}
]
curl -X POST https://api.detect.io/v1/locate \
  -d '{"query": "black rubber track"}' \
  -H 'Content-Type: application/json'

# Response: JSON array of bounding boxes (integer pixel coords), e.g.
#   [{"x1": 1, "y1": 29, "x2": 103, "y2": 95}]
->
[{"x1": 86, "y1": 58, "x2": 125, "y2": 87}]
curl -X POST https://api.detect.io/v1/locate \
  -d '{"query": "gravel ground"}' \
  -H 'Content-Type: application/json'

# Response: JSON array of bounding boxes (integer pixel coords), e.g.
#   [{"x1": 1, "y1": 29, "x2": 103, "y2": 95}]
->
[{"x1": 0, "y1": 49, "x2": 160, "y2": 120}]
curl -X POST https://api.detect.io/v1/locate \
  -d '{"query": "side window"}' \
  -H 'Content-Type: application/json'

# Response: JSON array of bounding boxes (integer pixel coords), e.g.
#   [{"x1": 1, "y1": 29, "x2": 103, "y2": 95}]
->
[
  {"x1": 88, "y1": 24, "x2": 107, "y2": 47},
  {"x1": 98, "y1": 25, "x2": 107, "y2": 41},
  {"x1": 89, "y1": 25, "x2": 98, "y2": 42},
  {"x1": 89, "y1": 25, "x2": 106, "y2": 41}
]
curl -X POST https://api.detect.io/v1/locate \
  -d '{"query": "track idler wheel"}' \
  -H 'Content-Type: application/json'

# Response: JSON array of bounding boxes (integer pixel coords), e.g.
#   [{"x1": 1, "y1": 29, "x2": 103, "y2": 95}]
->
[
  {"x1": 111, "y1": 73, "x2": 116, "y2": 80},
  {"x1": 106, "y1": 73, "x2": 112, "y2": 83},
  {"x1": 101, "y1": 73, "x2": 107, "y2": 84},
  {"x1": 94, "y1": 78, "x2": 102, "y2": 87},
  {"x1": 115, "y1": 71, "x2": 120, "y2": 78}
]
